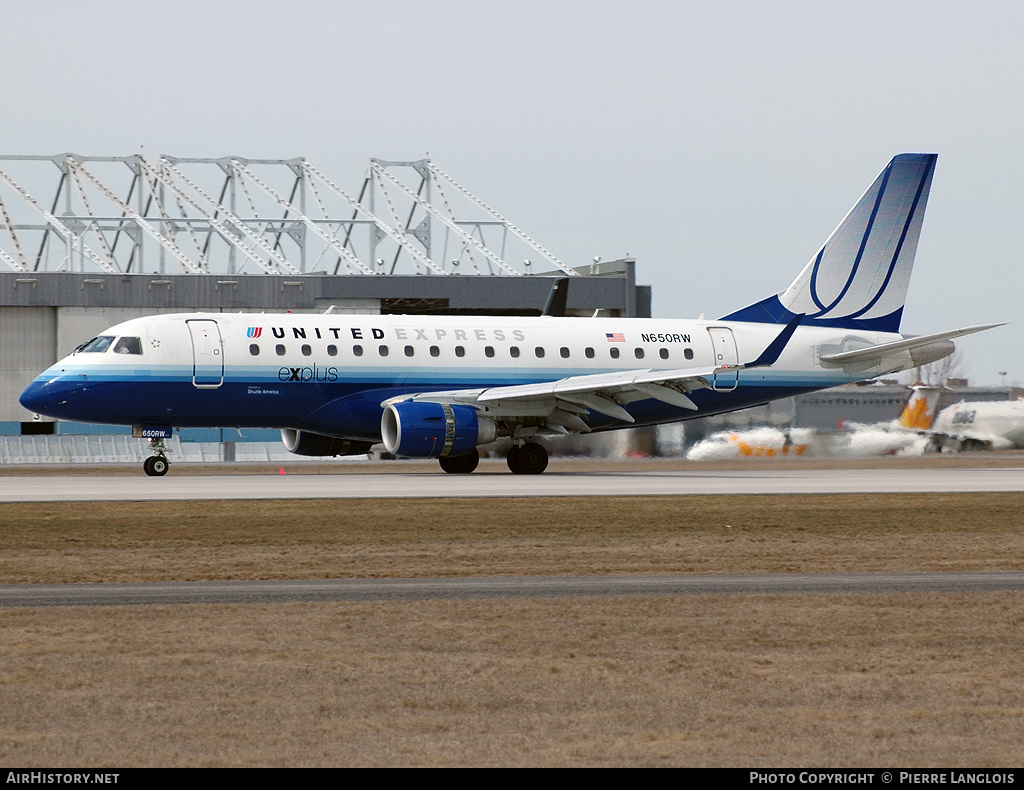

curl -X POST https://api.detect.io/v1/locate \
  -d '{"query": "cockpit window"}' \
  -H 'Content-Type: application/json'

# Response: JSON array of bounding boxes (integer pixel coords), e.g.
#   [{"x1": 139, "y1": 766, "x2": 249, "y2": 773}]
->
[
  {"x1": 113, "y1": 336, "x2": 143, "y2": 355},
  {"x1": 77, "y1": 336, "x2": 115, "y2": 353}
]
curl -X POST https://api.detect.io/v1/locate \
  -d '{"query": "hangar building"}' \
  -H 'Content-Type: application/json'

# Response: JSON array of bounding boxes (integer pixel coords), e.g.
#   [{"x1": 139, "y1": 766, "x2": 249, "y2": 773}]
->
[{"x1": 0, "y1": 154, "x2": 649, "y2": 447}]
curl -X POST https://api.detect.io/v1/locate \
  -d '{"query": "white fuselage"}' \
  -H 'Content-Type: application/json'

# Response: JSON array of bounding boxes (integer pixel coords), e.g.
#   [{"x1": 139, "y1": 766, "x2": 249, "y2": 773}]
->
[
  {"x1": 931, "y1": 400, "x2": 1024, "y2": 449},
  {"x1": 22, "y1": 311, "x2": 911, "y2": 442}
]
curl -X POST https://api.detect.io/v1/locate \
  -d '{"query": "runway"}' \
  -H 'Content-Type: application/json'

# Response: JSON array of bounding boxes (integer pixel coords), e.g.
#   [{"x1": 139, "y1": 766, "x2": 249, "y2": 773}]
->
[
  {"x1": 4, "y1": 572, "x2": 1024, "y2": 607},
  {"x1": 2, "y1": 464, "x2": 1023, "y2": 502}
]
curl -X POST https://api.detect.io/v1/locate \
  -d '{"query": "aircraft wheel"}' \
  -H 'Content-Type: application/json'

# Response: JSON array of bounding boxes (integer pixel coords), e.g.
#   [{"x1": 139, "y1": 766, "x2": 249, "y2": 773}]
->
[
  {"x1": 506, "y1": 445, "x2": 522, "y2": 474},
  {"x1": 514, "y1": 442, "x2": 548, "y2": 475},
  {"x1": 438, "y1": 450, "x2": 479, "y2": 474},
  {"x1": 144, "y1": 456, "x2": 169, "y2": 477}
]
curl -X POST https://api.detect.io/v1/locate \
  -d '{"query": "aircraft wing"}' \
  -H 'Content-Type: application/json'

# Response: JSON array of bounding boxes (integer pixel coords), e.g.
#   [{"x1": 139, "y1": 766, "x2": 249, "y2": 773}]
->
[
  {"x1": 475, "y1": 366, "x2": 719, "y2": 422},
  {"x1": 384, "y1": 314, "x2": 804, "y2": 432},
  {"x1": 385, "y1": 365, "x2": 717, "y2": 431}
]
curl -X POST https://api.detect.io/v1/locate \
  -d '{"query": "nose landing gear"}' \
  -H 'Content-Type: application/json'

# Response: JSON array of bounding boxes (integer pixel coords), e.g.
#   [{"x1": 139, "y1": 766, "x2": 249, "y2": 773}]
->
[
  {"x1": 143, "y1": 455, "x2": 169, "y2": 476},
  {"x1": 143, "y1": 437, "x2": 171, "y2": 476}
]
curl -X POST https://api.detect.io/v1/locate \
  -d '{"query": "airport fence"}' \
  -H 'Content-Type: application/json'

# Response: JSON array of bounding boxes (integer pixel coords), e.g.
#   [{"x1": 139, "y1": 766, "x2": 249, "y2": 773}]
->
[{"x1": 0, "y1": 436, "x2": 351, "y2": 465}]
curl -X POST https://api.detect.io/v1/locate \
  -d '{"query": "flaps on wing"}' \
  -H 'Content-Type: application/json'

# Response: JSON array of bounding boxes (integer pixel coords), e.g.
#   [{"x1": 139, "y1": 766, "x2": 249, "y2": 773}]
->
[
  {"x1": 475, "y1": 366, "x2": 718, "y2": 422},
  {"x1": 476, "y1": 366, "x2": 717, "y2": 403}
]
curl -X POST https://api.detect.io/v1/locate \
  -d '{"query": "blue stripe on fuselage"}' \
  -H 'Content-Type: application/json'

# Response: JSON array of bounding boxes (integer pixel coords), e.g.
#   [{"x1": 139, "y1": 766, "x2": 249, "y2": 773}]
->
[{"x1": 21, "y1": 362, "x2": 852, "y2": 440}]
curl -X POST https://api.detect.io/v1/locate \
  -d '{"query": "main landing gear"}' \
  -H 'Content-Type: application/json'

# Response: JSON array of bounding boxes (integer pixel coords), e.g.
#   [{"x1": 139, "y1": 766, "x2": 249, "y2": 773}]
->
[
  {"x1": 506, "y1": 442, "x2": 548, "y2": 475},
  {"x1": 435, "y1": 442, "x2": 549, "y2": 474},
  {"x1": 143, "y1": 437, "x2": 170, "y2": 477},
  {"x1": 438, "y1": 450, "x2": 480, "y2": 474}
]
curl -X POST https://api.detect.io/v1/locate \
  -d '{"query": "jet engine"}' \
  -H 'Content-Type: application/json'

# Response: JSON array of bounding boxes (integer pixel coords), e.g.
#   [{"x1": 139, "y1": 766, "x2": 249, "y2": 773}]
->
[
  {"x1": 281, "y1": 429, "x2": 374, "y2": 457},
  {"x1": 381, "y1": 402, "x2": 496, "y2": 458}
]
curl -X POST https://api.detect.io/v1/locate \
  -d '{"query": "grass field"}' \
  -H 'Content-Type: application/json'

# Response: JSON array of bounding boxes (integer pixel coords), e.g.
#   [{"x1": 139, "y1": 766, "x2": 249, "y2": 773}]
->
[{"x1": 2, "y1": 483, "x2": 1023, "y2": 766}]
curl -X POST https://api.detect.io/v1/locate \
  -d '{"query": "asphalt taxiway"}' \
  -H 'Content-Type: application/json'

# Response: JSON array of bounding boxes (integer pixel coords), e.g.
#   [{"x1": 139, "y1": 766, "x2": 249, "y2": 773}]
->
[
  {"x1": 4, "y1": 572, "x2": 1024, "y2": 607},
  {"x1": 1, "y1": 465, "x2": 1022, "y2": 502}
]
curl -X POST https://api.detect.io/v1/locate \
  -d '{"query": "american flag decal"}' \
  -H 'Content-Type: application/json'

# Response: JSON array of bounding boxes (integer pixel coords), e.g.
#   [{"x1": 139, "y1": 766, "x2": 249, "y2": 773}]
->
[
  {"x1": 247, "y1": 327, "x2": 262, "y2": 339},
  {"x1": 606, "y1": 332, "x2": 625, "y2": 342}
]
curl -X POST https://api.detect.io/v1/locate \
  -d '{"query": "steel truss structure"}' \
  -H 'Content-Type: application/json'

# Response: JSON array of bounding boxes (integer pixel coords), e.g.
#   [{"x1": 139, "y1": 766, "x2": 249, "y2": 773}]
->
[{"x1": 0, "y1": 154, "x2": 576, "y2": 277}]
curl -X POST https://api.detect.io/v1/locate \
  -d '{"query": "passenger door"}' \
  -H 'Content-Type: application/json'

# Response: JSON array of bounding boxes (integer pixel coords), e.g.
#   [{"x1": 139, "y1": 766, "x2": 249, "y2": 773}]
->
[
  {"x1": 707, "y1": 327, "x2": 739, "y2": 391},
  {"x1": 186, "y1": 319, "x2": 224, "y2": 388}
]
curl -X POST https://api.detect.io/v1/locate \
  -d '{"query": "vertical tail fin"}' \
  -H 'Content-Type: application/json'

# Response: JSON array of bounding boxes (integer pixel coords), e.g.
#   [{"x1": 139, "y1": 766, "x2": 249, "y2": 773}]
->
[
  {"x1": 723, "y1": 153, "x2": 937, "y2": 332},
  {"x1": 899, "y1": 385, "x2": 944, "y2": 430}
]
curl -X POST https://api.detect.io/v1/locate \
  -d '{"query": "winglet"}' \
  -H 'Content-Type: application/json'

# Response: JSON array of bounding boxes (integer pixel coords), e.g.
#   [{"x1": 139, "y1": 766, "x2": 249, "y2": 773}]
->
[{"x1": 743, "y1": 313, "x2": 804, "y2": 369}]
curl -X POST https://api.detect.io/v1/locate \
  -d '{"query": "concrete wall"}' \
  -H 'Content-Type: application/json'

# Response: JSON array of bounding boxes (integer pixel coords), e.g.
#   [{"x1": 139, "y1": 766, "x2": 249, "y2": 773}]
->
[{"x1": 0, "y1": 307, "x2": 56, "y2": 425}]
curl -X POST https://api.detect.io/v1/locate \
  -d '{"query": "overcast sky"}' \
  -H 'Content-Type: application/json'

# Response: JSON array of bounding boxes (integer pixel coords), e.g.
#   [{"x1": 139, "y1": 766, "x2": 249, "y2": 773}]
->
[{"x1": 2, "y1": 0, "x2": 1020, "y2": 384}]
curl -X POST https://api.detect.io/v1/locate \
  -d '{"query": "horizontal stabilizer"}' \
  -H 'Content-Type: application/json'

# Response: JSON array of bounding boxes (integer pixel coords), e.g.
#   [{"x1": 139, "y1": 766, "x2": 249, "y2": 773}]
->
[{"x1": 819, "y1": 323, "x2": 1004, "y2": 366}]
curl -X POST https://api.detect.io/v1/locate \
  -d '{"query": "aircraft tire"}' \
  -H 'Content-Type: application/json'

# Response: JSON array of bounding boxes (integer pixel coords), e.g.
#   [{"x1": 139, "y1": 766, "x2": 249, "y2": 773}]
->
[
  {"x1": 438, "y1": 450, "x2": 480, "y2": 474},
  {"x1": 144, "y1": 456, "x2": 169, "y2": 477},
  {"x1": 506, "y1": 445, "x2": 522, "y2": 474},
  {"x1": 515, "y1": 442, "x2": 548, "y2": 475}
]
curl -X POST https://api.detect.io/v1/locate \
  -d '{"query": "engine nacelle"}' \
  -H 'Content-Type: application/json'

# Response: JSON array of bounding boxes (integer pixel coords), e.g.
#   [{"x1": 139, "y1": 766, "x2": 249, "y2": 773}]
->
[
  {"x1": 281, "y1": 429, "x2": 374, "y2": 457},
  {"x1": 381, "y1": 401, "x2": 496, "y2": 458}
]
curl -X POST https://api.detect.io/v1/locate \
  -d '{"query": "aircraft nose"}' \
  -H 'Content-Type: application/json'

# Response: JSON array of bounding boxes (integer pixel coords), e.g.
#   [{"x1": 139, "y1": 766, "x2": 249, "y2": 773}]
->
[
  {"x1": 19, "y1": 372, "x2": 82, "y2": 419},
  {"x1": 19, "y1": 377, "x2": 56, "y2": 416}
]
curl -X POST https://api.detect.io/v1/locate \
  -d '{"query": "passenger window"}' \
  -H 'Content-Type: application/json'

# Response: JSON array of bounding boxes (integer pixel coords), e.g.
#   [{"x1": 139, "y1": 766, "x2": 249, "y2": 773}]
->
[
  {"x1": 634, "y1": 348, "x2": 645, "y2": 360},
  {"x1": 510, "y1": 346, "x2": 520, "y2": 358},
  {"x1": 659, "y1": 348, "x2": 669, "y2": 360},
  {"x1": 327, "y1": 345, "x2": 338, "y2": 356},
  {"x1": 455, "y1": 346, "x2": 466, "y2": 358},
  {"x1": 560, "y1": 347, "x2": 570, "y2": 359},
  {"x1": 485, "y1": 346, "x2": 495, "y2": 358},
  {"x1": 276, "y1": 344, "x2": 286, "y2": 356},
  {"x1": 301, "y1": 344, "x2": 312, "y2": 357},
  {"x1": 404, "y1": 345, "x2": 414, "y2": 357},
  {"x1": 609, "y1": 347, "x2": 620, "y2": 359},
  {"x1": 249, "y1": 344, "x2": 260, "y2": 356},
  {"x1": 353, "y1": 345, "x2": 363, "y2": 357},
  {"x1": 684, "y1": 348, "x2": 694, "y2": 360},
  {"x1": 78, "y1": 336, "x2": 115, "y2": 353},
  {"x1": 535, "y1": 347, "x2": 545, "y2": 358},
  {"x1": 113, "y1": 337, "x2": 143, "y2": 355},
  {"x1": 430, "y1": 345, "x2": 440, "y2": 358},
  {"x1": 585, "y1": 347, "x2": 595, "y2": 359},
  {"x1": 379, "y1": 345, "x2": 389, "y2": 357}
]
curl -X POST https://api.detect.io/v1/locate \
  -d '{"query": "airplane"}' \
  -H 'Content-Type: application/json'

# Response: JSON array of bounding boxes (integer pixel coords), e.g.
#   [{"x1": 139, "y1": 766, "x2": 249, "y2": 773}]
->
[
  {"x1": 685, "y1": 385, "x2": 944, "y2": 460},
  {"x1": 19, "y1": 153, "x2": 1003, "y2": 476},
  {"x1": 926, "y1": 398, "x2": 1024, "y2": 451}
]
